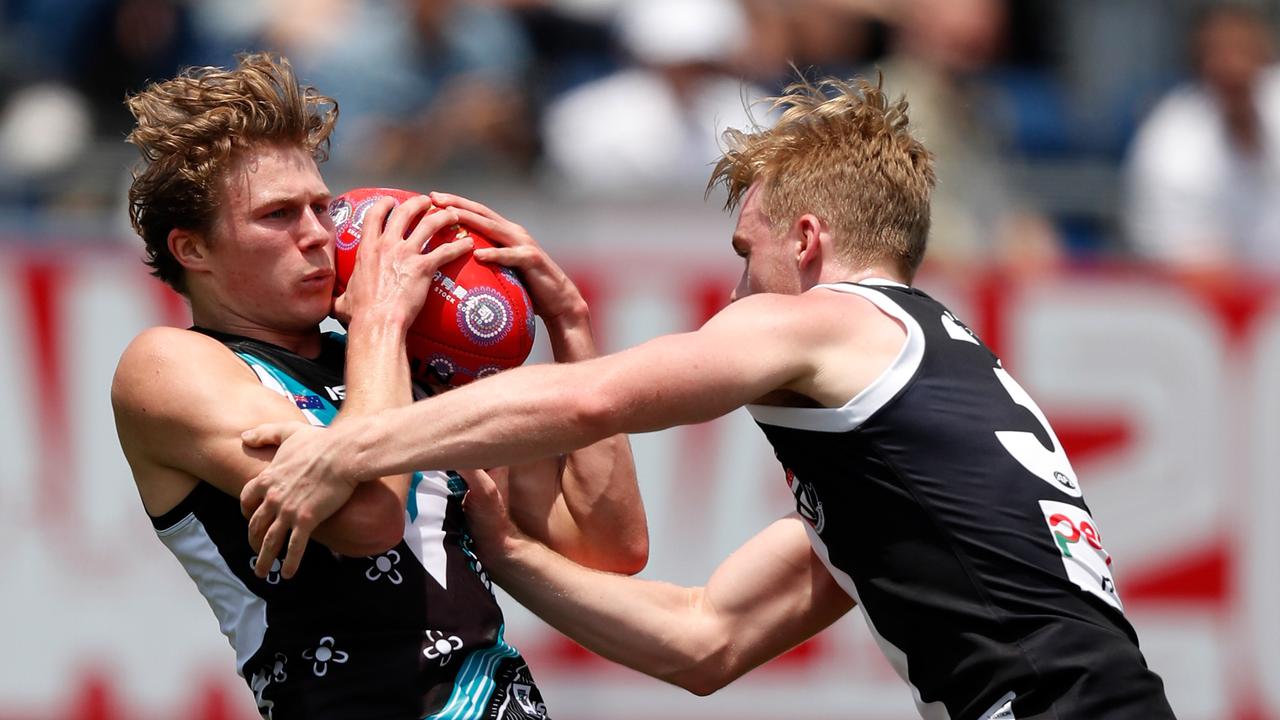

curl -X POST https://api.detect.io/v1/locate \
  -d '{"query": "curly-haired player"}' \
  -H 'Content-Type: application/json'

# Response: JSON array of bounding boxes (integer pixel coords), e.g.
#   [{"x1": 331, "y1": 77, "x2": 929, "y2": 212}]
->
[{"x1": 112, "y1": 53, "x2": 645, "y2": 719}]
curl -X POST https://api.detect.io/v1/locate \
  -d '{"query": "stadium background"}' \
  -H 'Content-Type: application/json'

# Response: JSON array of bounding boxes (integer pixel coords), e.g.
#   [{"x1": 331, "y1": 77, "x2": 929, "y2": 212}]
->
[{"x1": 1, "y1": 0, "x2": 1277, "y2": 718}]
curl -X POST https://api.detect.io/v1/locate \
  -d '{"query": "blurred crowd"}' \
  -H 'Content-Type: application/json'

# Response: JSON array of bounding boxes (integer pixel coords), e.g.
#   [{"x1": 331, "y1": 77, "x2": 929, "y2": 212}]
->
[{"x1": 1, "y1": 0, "x2": 1279, "y2": 278}]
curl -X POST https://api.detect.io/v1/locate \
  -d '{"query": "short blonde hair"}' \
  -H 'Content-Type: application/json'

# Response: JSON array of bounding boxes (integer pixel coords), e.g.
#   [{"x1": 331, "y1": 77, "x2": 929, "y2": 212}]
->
[
  {"x1": 125, "y1": 52, "x2": 338, "y2": 294},
  {"x1": 710, "y1": 76, "x2": 935, "y2": 280}
]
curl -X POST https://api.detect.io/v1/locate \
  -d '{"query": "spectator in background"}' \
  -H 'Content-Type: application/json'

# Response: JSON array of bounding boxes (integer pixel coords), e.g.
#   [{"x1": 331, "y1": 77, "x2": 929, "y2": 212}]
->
[
  {"x1": 270, "y1": 0, "x2": 537, "y2": 177},
  {"x1": 541, "y1": 0, "x2": 768, "y2": 194},
  {"x1": 878, "y1": 0, "x2": 1061, "y2": 276},
  {"x1": 1125, "y1": 4, "x2": 1280, "y2": 277}
]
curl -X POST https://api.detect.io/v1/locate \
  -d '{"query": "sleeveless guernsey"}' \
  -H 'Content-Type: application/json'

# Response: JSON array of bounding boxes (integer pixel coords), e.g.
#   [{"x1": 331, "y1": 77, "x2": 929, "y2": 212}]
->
[
  {"x1": 747, "y1": 281, "x2": 1175, "y2": 720},
  {"x1": 149, "y1": 329, "x2": 550, "y2": 720}
]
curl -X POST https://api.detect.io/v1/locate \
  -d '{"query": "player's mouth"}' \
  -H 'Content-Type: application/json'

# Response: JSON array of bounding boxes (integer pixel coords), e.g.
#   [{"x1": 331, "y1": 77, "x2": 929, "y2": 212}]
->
[{"x1": 301, "y1": 268, "x2": 335, "y2": 286}]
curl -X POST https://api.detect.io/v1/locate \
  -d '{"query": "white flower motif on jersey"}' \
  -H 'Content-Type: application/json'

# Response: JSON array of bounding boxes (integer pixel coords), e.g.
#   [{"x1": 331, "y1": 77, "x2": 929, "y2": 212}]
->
[
  {"x1": 269, "y1": 652, "x2": 288, "y2": 683},
  {"x1": 250, "y1": 555, "x2": 283, "y2": 585},
  {"x1": 365, "y1": 549, "x2": 403, "y2": 584},
  {"x1": 423, "y1": 630, "x2": 464, "y2": 666},
  {"x1": 302, "y1": 636, "x2": 349, "y2": 677}
]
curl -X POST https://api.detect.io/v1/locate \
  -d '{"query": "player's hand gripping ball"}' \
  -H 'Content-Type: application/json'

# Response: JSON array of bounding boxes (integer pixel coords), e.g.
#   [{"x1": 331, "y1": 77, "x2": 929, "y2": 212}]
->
[{"x1": 329, "y1": 187, "x2": 535, "y2": 386}]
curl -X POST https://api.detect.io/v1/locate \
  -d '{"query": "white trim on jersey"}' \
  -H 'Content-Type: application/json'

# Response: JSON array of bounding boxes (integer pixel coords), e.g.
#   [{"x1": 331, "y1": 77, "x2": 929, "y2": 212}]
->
[
  {"x1": 156, "y1": 512, "x2": 268, "y2": 676},
  {"x1": 801, "y1": 521, "x2": 952, "y2": 720},
  {"x1": 404, "y1": 471, "x2": 454, "y2": 590},
  {"x1": 746, "y1": 281, "x2": 925, "y2": 433}
]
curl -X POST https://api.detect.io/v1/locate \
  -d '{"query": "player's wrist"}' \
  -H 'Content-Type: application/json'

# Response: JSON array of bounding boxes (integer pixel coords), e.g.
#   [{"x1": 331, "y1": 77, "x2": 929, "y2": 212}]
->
[
  {"x1": 542, "y1": 298, "x2": 590, "y2": 329},
  {"x1": 346, "y1": 306, "x2": 413, "y2": 340},
  {"x1": 488, "y1": 530, "x2": 536, "y2": 578},
  {"x1": 543, "y1": 307, "x2": 596, "y2": 361},
  {"x1": 343, "y1": 415, "x2": 389, "y2": 484}
]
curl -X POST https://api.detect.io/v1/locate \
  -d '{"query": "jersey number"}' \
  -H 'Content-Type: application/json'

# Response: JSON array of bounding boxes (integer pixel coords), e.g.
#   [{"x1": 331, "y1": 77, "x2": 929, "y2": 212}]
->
[{"x1": 943, "y1": 312, "x2": 1081, "y2": 497}]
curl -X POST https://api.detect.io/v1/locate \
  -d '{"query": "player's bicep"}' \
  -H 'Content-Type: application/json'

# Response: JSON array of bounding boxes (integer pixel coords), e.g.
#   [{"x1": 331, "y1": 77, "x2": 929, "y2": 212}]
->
[
  {"x1": 587, "y1": 296, "x2": 818, "y2": 432},
  {"x1": 112, "y1": 328, "x2": 310, "y2": 497}
]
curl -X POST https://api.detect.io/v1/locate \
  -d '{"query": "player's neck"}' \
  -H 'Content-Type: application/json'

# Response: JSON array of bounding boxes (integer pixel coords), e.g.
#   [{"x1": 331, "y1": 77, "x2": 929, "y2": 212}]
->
[
  {"x1": 815, "y1": 264, "x2": 908, "y2": 288},
  {"x1": 190, "y1": 303, "x2": 323, "y2": 357}
]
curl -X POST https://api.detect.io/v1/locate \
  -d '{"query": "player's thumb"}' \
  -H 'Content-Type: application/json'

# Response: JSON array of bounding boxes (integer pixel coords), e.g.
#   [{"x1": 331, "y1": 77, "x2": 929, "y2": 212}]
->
[
  {"x1": 459, "y1": 469, "x2": 502, "y2": 512},
  {"x1": 242, "y1": 423, "x2": 288, "y2": 448}
]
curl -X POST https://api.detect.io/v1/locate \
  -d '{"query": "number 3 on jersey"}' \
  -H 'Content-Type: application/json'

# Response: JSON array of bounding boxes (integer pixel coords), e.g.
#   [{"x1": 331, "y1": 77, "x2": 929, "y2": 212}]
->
[
  {"x1": 942, "y1": 311, "x2": 1082, "y2": 497},
  {"x1": 993, "y1": 365, "x2": 1083, "y2": 497}
]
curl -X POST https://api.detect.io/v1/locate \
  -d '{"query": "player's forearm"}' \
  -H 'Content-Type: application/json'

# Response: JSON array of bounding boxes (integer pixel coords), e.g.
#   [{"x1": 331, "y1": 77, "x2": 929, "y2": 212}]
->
[
  {"x1": 493, "y1": 536, "x2": 727, "y2": 693},
  {"x1": 544, "y1": 310, "x2": 649, "y2": 573},
  {"x1": 553, "y1": 441, "x2": 647, "y2": 573},
  {"x1": 348, "y1": 360, "x2": 611, "y2": 479},
  {"x1": 338, "y1": 311, "x2": 413, "y2": 419},
  {"x1": 543, "y1": 305, "x2": 596, "y2": 363},
  {"x1": 313, "y1": 311, "x2": 415, "y2": 551}
]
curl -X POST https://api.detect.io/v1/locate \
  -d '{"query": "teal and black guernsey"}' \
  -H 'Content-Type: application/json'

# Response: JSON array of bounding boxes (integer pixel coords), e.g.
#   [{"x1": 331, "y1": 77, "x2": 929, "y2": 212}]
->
[{"x1": 149, "y1": 328, "x2": 550, "y2": 720}]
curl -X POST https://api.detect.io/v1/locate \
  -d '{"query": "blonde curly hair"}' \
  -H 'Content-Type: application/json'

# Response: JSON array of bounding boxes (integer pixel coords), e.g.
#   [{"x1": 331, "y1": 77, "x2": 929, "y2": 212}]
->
[
  {"x1": 710, "y1": 76, "x2": 935, "y2": 280},
  {"x1": 125, "y1": 52, "x2": 338, "y2": 293}
]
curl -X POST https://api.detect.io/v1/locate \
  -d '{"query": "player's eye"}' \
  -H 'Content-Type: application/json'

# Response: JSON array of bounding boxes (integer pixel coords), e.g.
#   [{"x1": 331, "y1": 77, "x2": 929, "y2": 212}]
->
[{"x1": 264, "y1": 207, "x2": 291, "y2": 220}]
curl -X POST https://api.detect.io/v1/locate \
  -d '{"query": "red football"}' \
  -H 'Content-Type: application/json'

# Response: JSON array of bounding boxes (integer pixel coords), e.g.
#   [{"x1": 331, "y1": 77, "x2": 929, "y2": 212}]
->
[{"x1": 329, "y1": 187, "x2": 535, "y2": 386}]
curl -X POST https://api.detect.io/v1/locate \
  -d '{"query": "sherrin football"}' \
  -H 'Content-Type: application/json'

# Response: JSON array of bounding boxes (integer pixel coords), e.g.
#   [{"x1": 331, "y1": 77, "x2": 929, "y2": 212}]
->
[{"x1": 329, "y1": 187, "x2": 535, "y2": 387}]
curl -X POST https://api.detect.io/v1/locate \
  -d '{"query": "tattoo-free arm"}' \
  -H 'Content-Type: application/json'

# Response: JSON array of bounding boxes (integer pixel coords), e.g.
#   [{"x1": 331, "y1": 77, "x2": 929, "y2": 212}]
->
[
  {"x1": 504, "y1": 308, "x2": 647, "y2": 574},
  {"x1": 344, "y1": 292, "x2": 817, "y2": 477},
  {"x1": 489, "y1": 514, "x2": 854, "y2": 694}
]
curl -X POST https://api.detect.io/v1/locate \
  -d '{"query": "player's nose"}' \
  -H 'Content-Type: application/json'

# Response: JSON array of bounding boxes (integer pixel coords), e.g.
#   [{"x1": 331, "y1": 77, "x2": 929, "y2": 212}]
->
[{"x1": 298, "y1": 206, "x2": 331, "y2": 249}]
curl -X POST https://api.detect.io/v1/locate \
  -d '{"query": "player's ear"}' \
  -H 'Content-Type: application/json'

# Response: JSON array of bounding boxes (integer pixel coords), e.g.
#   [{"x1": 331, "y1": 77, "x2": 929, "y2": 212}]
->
[
  {"x1": 794, "y1": 213, "x2": 825, "y2": 270},
  {"x1": 168, "y1": 227, "x2": 212, "y2": 272}
]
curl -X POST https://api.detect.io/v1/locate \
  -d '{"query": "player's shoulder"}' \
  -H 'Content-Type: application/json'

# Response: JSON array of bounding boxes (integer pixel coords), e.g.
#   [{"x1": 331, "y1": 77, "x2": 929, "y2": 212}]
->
[
  {"x1": 711, "y1": 287, "x2": 896, "y2": 352},
  {"x1": 112, "y1": 326, "x2": 250, "y2": 411}
]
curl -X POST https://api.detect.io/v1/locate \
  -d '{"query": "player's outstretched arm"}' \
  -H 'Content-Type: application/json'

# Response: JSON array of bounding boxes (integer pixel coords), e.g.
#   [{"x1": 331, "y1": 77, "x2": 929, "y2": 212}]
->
[
  {"x1": 463, "y1": 466, "x2": 854, "y2": 694},
  {"x1": 241, "y1": 291, "x2": 820, "y2": 573},
  {"x1": 432, "y1": 191, "x2": 647, "y2": 574}
]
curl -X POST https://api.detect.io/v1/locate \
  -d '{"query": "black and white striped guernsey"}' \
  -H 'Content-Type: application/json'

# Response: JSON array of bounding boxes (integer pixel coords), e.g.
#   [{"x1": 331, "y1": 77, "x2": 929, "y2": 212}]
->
[
  {"x1": 747, "y1": 281, "x2": 1176, "y2": 720},
  {"x1": 149, "y1": 329, "x2": 550, "y2": 720}
]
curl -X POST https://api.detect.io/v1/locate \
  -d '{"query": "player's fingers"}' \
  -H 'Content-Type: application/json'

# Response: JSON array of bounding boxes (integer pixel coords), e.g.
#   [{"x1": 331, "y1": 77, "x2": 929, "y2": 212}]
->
[
  {"x1": 361, "y1": 197, "x2": 397, "y2": 248},
  {"x1": 472, "y1": 245, "x2": 539, "y2": 269},
  {"x1": 241, "y1": 421, "x2": 299, "y2": 448},
  {"x1": 280, "y1": 526, "x2": 311, "y2": 580},
  {"x1": 447, "y1": 208, "x2": 530, "y2": 248},
  {"x1": 405, "y1": 208, "x2": 459, "y2": 253},
  {"x1": 417, "y1": 238, "x2": 474, "y2": 274},
  {"x1": 458, "y1": 468, "x2": 499, "y2": 510},
  {"x1": 428, "y1": 192, "x2": 505, "y2": 224},
  {"x1": 240, "y1": 476, "x2": 267, "y2": 519},
  {"x1": 247, "y1": 494, "x2": 275, "y2": 548},
  {"x1": 384, "y1": 195, "x2": 434, "y2": 243},
  {"x1": 255, "y1": 521, "x2": 289, "y2": 578}
]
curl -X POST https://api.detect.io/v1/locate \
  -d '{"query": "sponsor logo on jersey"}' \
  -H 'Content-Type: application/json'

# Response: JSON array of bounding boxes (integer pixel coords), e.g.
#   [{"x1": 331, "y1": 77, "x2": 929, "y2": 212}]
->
[
  {"x1": 1039, "y1": 500, "x2": 1123, "y2": 611},
  {"x1": 324, "y1": 384, "x2": 346, "y2": 401},
  {"x1": 786, "y1": 468, "x2": 825, "y2": 534}
]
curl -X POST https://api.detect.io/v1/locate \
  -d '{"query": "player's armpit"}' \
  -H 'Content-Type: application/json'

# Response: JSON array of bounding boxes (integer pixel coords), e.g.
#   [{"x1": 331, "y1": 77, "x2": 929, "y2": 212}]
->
[{"x1": 111, "y1": 327, "x2": 403, "y2": 556}]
